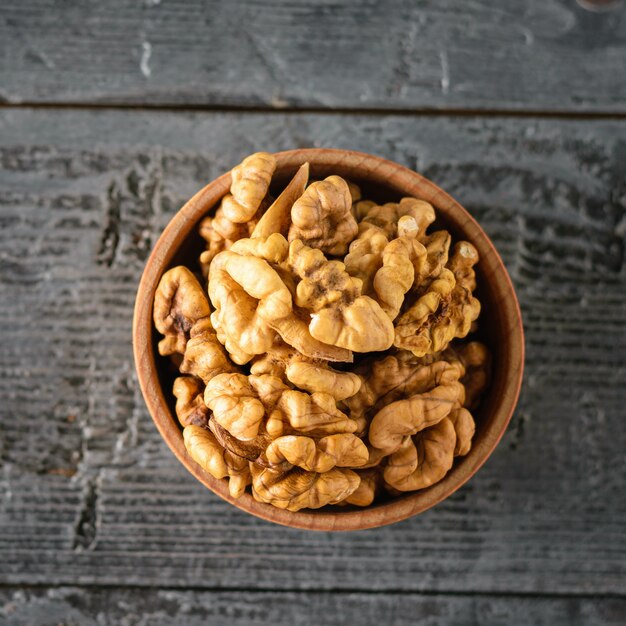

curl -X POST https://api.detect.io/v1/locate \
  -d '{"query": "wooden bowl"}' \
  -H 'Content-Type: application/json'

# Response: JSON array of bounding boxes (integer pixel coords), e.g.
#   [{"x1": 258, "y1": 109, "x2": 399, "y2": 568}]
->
[{"x1": 133, "y1": 149, "x2": 524, "y2": 531}]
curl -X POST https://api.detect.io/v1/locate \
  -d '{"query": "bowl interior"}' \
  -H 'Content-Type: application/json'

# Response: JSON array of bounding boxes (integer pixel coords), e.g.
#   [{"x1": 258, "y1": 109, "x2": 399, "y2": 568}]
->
[{"x1": 134, "y1": 149, "x2": 524, "y2": 531}]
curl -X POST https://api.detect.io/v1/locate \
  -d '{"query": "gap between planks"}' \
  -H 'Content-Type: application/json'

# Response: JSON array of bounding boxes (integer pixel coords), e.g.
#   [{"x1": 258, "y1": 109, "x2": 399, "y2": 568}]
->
[
  {"x1": 2, "y1": 102, "x2": 626, "y2": 120},
  {"x1": 0, "y1": 583, "x2": 623, "y2": 601}
]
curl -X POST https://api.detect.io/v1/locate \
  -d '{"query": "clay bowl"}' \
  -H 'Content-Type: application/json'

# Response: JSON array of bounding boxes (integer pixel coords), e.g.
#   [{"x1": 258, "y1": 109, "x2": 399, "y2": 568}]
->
[{"x1": 133, "y1": 148, "x2": 524, "y2": 531}]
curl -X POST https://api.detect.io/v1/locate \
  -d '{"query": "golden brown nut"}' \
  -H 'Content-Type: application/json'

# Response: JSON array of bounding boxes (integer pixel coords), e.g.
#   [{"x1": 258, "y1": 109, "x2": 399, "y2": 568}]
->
[
  {"x1": 250, "y1": 345, "x2": 360, "y2": 400},
  {"x1": 317, "y1": 433, "x2": 369, "y2": 468},
  {"x1": 204, "y1": 373, "x2": 266, "y2": 441},
  {"x1": 345, "y1": 354, "x2": 464, "y2": 451},
  {"x1": 353, "y1": 199, "x2": 377, "y2": 221},
  {"x1": 344, "y1": 352, "x2": 463, "y2": 423},
  {"x1": 448, "y1": 407, "x2": 475, "y2": 456},
  {"x1": 393, "y1": 268, "x2": 457, "y2": 357},
  {"x1": 208, "y1": 269, "x2": 275, "y2": 364},
  {"x1": 249, "y1": 342, "x2": 296, "y2": 379},
  {"x1": 221, "y1": 152, "x2": 276, "y2": 223},
  {"x1": 394, "y1": 242, "x2": 481, "y2": 357},
  {"x1": 209, "y1": 247, "x2": 289, "y2": 363},
  {"x1": 248, "y1": 373, "x2": 291, "y2": 415},
  {"x1": 183, "y1": 425, "x2": 251, "y2": 498},
  {"x1": 154, "y1": 266, "x2": 211, "y2": 355},
  {"x1": 183, "y1": 425, "x2": 228, "y2": 478},
  {"x1": 404, "y1": 198, "x2": 437, "y2": 237},
  {"x1": 408, "y1": 221, "x2": 453, "y2": 288},
  {"x1": 347, "y1": 180, "x2": 362, "y2": 204},
  {"x1": 201, "y1": 207, "x2": 249, "y2": 243},
  {"x1": 342, "y1": 469, "x2": 381, "y2": 506},
  {"x1": 277, "y1": 390, "x2": 359, "y2": 436},
  {"x1": 206, "y1": 372, "x2": 361, "y2": 461},
  {"x1": 288, "y1": 240, "x2": 394, "y2": 352},
  {"x1": 208, "y1": 417, "x2": 272, "y2": 463},
  {"x1": 368, "y1": 380, "x2": 465, "y2": 455},
  {"x1": 229, "y1": 232, "x2": 289, "y2": 263},
  {"x1": 198, "y1": 213, "x2": 231, "y2": 272},
  {"x1": 344, "y1": 227, "x2": 388, "y2": 296},
  {"x1": 207, "y1": 373, "x2": 289, "y2": 446},
  {"x1": 373, "y1": 226, "x2": 427, "y2": 319},
  {"x1": 448, "y1": 241, "x2": 480, "y2": 291},
  {"x1": 179, "y1": 318, "x2": 234, "y2": 384},
  {"x1": 288, "y1": 176, "x2": 358, "y2": 255},
  {"x1": 198, "y1": 200, "x2": 269, "y2": 277},
  {"x1": 250, "y1": 464, "x2": 360, "y2": 511},
  {"x1": 264, "y1": 433, "x2": 368, "y2": 473},
  {"x1": 457, "y1": 341, "x2": 491, "y2": 410},
  {"x1": 376, "y1": 354, "x2": 464, "y2": 404},
  {"x1": 360, "y1": 198, "x2": 436, "y2": 240},
  {"x1": 225, "y1": 454, "x2": 253, "y2": 498},
  {"x1": 285, "y1": 357, "x2": 362, "y2": 401},
  {"x1": 210, "y1": 238, "x2": 352, "y2": 363},
  {"x1": 268, "y1": 314, "x2": 354, "y2": 363},
  {"x1": 383, "y1": 418, "x2": 456, "y2": 491},
  {"x1": 172, "y1": 377, "x2": 210, "y2": 427}
]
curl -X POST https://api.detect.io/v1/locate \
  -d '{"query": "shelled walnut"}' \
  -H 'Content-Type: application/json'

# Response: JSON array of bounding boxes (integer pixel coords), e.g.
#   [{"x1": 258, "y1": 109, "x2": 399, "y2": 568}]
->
[{"x1": 154, "y1": 152, "x2": 491, "y2": 511}]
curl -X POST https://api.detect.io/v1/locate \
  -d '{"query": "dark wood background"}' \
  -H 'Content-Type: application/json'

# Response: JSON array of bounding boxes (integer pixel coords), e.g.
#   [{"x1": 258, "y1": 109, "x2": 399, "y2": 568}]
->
[{"x1": 1, "y1": 2, "x2": 625, "y2": 625}]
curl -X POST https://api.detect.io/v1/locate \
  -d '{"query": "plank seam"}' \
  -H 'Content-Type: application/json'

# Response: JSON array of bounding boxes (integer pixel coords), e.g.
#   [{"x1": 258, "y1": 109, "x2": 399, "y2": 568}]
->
[
  {"x1": 0, "y1": 583, "x2": 623, "y2": 600},
  {"x1": 2, "y1": 102, "x2": 626, "y2": 120}
]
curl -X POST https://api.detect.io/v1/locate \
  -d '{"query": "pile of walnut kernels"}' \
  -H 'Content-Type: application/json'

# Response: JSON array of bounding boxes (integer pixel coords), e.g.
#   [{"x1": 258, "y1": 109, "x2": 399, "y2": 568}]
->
[{"x1": 153, "y1": 153, "x2": 490, "y2": 512}]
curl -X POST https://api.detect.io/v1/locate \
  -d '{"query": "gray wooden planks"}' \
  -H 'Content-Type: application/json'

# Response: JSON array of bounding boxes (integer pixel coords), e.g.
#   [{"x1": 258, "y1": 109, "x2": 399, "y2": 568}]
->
[
  {"x1": 1, "y1": 587, "x2": 625, "y2": 626},
  {"x1": 0, "y1": 109, "x2": 625, "y2": 594},
  {"x1": 1, "y1": 1, "x2": 626, "y2": 111}
]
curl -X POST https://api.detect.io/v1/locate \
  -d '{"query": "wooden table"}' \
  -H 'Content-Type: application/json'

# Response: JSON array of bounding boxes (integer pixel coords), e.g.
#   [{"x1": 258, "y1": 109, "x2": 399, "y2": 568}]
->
[{"x1": 1, "y1": 2, "x2": 625, "y2": 624}]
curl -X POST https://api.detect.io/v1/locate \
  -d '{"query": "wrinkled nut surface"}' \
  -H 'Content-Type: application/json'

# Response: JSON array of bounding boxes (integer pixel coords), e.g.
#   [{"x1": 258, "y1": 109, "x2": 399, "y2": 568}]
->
[
  {"x1": 342, "y1": 469, "x2": 380, "y2": 507},
  {"x1": 448, "y1": 407, "x2": 476, "y2": 456},
  {"x1": 179, "y1": 319, "x2": 234, "y2": 384},
  {"x1": 384, "y1": 418, "x2": 456, "y2": 491},
  {"x1": 199, "y1": 204, "x2": 265, "y2": 276},
  {"x1": 153, "y1": 152, "x2": 491, "y2": 511},
  {"x1": 154, "y1": 267, "x2": 211, "y2": 355},
  {"x1": 183, "y1": 425, "x2": 251, "y2": 498},
  {"x1": 289, "y1": 176, "x2": 358, "y2": 255},
  {"x1": 221, "y1": 152, "x2": 276, "y2": 223},
  {"x1": 173, "y1": 377, "x2": 210, "y2": 427},
  {"x1": 285, "y1": 357, "x2": 362, "y2": 401},
  {"x1": 278, "y1": 390, "x2": 359, "y2": 435},
  {"x1": 251, "y1": 464, "x2": 360, "y2": 511},
  {"x1": 359, "y1": 198, "x2": 436, "y2": 240},
  {"x1": 264, "y1": 433, "x2": 368, "y2": 472},
  {"x1": 344, "y1": 227, "x2": 388, "y2": 296},
  {"x1": 368, "y1": 380, "x2": 465, "y2": 455},
  {"x1": 209, "y1": 246, "x2": 289, "y2": 363},
  {"x1": 457, "y1": 341, "x2": 491, "y2": 410},
  {"x1": 288, "y1": 240, "x2": 394, "y2": 352},
  {"x1": 373, "y1": 230, "x2": 426, "y2": 320}
]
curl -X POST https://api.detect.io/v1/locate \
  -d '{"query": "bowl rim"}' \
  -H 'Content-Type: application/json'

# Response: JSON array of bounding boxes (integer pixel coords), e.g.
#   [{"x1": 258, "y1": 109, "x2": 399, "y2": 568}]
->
[{"x1": 132, "y1": 148, "x2": 524, "y2": 531}]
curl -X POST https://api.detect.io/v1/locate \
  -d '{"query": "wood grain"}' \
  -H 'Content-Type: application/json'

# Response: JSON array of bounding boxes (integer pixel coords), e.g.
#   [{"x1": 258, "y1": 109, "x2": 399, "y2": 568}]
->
[
  {"x1": 1, "y1": 1, "x2": 626, "y2": 112},
  {"x1": 0, "y1": 110, "x2": 625, "y2": 592},
  {"x1": 1, "y1": 587, "x2": 624, "y2": 626}
]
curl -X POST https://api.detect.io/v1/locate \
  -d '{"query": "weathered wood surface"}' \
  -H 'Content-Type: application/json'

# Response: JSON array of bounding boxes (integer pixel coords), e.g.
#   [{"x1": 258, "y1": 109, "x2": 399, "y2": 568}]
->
[
  {"x1": 0, "y1": 110, "x2": 625, "y2": 595},
  {"x1": 1, "y1": 587, "x2": 624, "y2": 626},
  {"x1": 1, "y1": 1, "x2": 626, "y2": 111}
]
